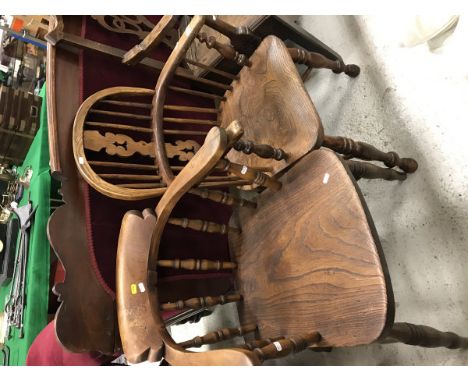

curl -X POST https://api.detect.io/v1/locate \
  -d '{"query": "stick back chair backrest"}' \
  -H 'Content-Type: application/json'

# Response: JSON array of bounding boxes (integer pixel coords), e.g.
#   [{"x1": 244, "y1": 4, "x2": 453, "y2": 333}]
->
[
  {"x1": 72, "y1": 17, "x2": 283, "y2": 204},
  {"x1": 149, "y1": 15, "x2": 322, "y2": 186}
]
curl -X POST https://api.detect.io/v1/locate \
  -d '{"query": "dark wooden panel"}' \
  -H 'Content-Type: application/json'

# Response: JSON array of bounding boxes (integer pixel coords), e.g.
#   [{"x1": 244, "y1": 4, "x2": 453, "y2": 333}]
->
[{"x1": 47, "y1": 16, "x2": 116, "y2": 354}]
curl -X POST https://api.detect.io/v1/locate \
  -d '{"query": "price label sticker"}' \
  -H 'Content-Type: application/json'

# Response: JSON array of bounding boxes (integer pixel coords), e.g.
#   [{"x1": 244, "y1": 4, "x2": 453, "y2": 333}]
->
[
  {"x1": 130, "y1": 284, "x2": 137, "y2": 295},
  {"x1": 273, "y1": 341, "x2": 283, "y2": 352}
]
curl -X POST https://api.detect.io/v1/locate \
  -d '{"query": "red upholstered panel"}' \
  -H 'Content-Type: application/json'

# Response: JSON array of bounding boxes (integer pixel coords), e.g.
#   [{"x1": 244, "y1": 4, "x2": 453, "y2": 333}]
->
[
  {"x1": 79, "y1": 15, "x2": 234, "y2": 298},
  {"x1": 26, "y1": 321, "x2": 105, "y2": 366}
]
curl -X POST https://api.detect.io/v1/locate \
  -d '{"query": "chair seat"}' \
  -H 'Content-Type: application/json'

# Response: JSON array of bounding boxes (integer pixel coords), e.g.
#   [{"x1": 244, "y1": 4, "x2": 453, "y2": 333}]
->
[
  {"x1": 229, "y1": 149, "x2": 394, "y2": 347},
  {"x1": 221, "y1": 35, "x2": 323, "y2": 176}
]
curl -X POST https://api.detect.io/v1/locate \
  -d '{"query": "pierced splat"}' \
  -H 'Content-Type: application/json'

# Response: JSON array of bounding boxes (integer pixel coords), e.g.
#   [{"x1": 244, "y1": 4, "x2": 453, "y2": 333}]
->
[
  {"x1": 91, "y1": 15, "x2": 177, "y2": 49},
  {"x1": 83, "y1": 130, "x2": 200, "y2": 161},
  {"x1": 165, "y1": 140, "x2": 201, "y2": 162}
]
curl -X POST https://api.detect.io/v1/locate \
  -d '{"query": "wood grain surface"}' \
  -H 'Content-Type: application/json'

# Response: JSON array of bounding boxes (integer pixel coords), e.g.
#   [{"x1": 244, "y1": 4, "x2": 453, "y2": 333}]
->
[
  {"x1": 221, "y1": 36, "x2": 323, "y2": 176},
  {"x1": 116, "y1": 209, "x2": 164, "y2": 363},
  {"x1": 229, "y1": 149, "x2": 394, "y2": 347}
]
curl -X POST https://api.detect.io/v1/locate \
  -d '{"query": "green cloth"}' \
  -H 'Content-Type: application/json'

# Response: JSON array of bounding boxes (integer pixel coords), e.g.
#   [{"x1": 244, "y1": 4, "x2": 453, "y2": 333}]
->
[{"x1": 0, "y1": 85, "x2": 51, "y2": 365}]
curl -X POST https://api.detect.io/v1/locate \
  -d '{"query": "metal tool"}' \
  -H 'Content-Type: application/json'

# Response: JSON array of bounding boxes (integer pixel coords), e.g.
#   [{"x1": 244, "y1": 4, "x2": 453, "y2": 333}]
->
[
  {"x1": 0, "y1": 344, "x2": 9, "y2": 366},
  {"x1": 3, "y1": 202, "x2": 36, "y2": 341}
]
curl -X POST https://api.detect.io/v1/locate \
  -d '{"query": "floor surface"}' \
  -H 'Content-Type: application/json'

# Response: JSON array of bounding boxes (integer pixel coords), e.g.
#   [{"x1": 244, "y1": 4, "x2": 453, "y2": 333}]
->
[{"x1": 169, "y1": 15, "x2": 468, "y2": 366}]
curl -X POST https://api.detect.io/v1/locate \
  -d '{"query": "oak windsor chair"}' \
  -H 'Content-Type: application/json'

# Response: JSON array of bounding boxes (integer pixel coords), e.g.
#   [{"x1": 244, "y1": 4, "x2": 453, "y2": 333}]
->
[
  {"x1": 73, "y1": 15, "x2": 417, "y2": 207},
  {"x1": 117, "y1": 125, "x2": 467, "y2": 365}
]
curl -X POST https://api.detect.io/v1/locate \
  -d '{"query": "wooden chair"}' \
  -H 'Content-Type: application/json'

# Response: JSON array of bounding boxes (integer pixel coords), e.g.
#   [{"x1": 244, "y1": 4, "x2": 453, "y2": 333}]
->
[
  {"x1": 72, "y1": 15, "x2": 417, "y2": 205},
  {"x1": 72, "y1": 88, "x2": 279, "y2": 203},
  {"x1": 116, "y1": 122, "x2": 320, "y2": 365},
  {"x1": 127, "y1": 15, "x2": 418, "y2": 186},
  {"x1": 116, "y1": 123, "x2": 467, "y2": 365}
]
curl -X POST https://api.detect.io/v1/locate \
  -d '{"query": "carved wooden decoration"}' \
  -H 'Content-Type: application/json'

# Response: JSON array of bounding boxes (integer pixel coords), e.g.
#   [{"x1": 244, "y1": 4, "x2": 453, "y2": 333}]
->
[
  {"x1": 83, "y1": 130, "x2": 200, "y2": 161},
  {"x1": 91, "y1": 15, "x2": 177, "y2": 48},
  {"x1": 123, "y1": 15, "x2": 178, "y2": 66}
]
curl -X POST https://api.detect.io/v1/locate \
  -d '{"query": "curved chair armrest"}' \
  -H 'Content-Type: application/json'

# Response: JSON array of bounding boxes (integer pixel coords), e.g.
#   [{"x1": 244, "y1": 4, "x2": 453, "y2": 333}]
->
[
  {"x1": 145, "y1": 121, "x2": 243, "y2": 359},
  {"x1": 116, "y1": 121, "x2": 243, "y2": 364},
  {"x1": 116, "y1": 209, "x2": 164, "y2": 364},
  {"x1": 149, "y1": 121, "x2": 243, "y2": 270},
  {"x1": 123, "y1": 16, "x2": 179, "y2": 66}
]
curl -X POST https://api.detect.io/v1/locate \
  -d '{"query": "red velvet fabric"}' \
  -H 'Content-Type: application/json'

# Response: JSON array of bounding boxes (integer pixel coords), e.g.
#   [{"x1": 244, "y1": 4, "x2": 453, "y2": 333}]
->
[
  {"x1": 79, "y1": 16, "x2": 234, "y2": 296},
  {"x1": 26, "y1": 321, "x2": 105, "y2": 366}
]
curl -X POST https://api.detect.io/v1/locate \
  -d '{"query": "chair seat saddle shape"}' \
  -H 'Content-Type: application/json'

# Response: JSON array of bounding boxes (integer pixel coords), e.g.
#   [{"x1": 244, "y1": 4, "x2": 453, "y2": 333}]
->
[{"x1": 229, "y1": 148, "x2": 392, "y2": 348}]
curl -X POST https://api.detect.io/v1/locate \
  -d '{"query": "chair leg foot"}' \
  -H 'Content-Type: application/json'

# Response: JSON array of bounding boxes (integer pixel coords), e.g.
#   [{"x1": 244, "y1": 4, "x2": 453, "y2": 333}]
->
[
  {"x1": 323, "y1": 135, "x2": 419, "y2": 174},
  {"x1": 344, "y1": 64, "x2": 360, "y2": 77},
  {"x1": 346, "y1": 160, "x2": 407, "y2": 181},
  {"x1": 384, "y1": 322, "x2": 468, "y2": 349}
]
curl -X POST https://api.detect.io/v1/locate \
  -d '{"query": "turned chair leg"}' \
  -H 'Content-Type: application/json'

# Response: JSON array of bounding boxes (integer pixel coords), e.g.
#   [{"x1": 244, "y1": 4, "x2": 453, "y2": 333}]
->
[
  {"x1": 233, "y1": 140, "x2": 288, "y2": 161},
  {"x1": 216, "y1": 159, "x2": 282, "y2": 191},
  {"x1": 288, "y1": 47, "x2": 360, "y2": 78},
  {"x1": 178, "y1": 324, "x2": 257, "y2": 349},
  {"x1": 253, "y1": 332, "x2": 321, "y2": 363},
  {"x1": 323, "y1": 135, "x2": 419, "y2": 174},
  {"x1": 189, "y1": 189, "x2": 257, "y2": 209},
  {"x1": 382, "y1": 322, "x2": 468, "y2": 349},
  {"x1": 346, "y1": 160, "x2": 407, "y2": 181}
]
